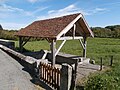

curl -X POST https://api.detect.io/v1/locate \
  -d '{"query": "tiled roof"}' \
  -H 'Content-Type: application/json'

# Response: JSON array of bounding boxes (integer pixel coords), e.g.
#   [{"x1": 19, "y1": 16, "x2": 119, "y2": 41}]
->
[{"x1": 15, "y1": 13, "x2": 94, "y2": 39}]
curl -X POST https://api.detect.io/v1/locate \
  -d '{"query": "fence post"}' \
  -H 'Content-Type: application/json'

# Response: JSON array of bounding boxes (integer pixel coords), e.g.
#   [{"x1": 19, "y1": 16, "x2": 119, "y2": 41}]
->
[
  {"x1": 100, "y1": 57, "x2": 102, "y2": 71},
  {"x1": 110, "y1": 56, "x2": 113, "y2": 66},
  {"x1": 60, "y1": 63, "x2": 72, "y2": 90},
  {"x1": 70, "y1": 59, "x2": 79, "y2": 90}
]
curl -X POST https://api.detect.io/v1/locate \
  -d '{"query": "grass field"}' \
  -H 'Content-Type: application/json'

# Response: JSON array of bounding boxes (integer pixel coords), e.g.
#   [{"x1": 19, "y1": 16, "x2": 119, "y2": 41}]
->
[
  {"x1": 15, "y1": 38, "x2": 120, "y2": 64},
  {"x1": 15, "y1": 38, "x2": 120, "y2": 89}
]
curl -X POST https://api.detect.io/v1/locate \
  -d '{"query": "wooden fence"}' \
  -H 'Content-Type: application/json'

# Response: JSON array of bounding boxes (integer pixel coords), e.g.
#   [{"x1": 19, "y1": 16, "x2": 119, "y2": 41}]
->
[{"x1": 39, "y1": 62, "x2": 61, "y2": 90}]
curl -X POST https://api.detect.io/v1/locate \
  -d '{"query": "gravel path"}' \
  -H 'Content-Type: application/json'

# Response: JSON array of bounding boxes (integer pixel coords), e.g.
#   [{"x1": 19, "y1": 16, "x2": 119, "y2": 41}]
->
[{"x1": 0, "y1": 49, "x2": 37, "y2": 90}]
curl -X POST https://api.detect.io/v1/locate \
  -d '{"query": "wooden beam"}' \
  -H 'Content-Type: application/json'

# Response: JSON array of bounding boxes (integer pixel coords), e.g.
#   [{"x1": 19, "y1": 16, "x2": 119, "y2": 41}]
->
[
  {"x1": 81, "y1": 16, "x2": 94, "y2": 37},
  {"x1": 19, "y1": 36, "x2": 23, "y2": 52},
  {"x1": 57, "y1": 14, "x2": 82, "y2": 40},
  {"x1": 73, "y1": 24, "x2": 76, "y2": 39},
  {"x1": 50, "y1": 39, "x2": 56, "y2": 67},
  {"x1": 83, "y1": 37, "x2": 87, "y2": 58},
  {"x1": 55, "y1": 40, "x2": 66, "y2": 56},
  {"x1": 79, "y1": 39, "x2": 85, "y2": 49},
  {"x1": 22, "y1": 37, "x2": 31, "y2": 47},
  {"x1": 77, "y1": 18, "x2": 86, "y2": 36},
  {"x1": 57, "y1": 36, "x2": 83, "y2": 40}
]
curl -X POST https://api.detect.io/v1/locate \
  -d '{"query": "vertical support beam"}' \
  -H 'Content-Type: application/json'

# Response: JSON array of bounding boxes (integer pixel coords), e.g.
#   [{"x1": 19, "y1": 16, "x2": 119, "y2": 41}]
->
[
  {"x1": 19, "y1": 36, "x2": 23, "y2": 52},
  {"x1": 73, "y1": 24, "x2": 76, "y2": 39},
  {"x1": 83, "y1": 37, "x2": 87, "y2": 58},
  {"x1": 50, "y1": 39, "x2": 56, "y2": 67}
]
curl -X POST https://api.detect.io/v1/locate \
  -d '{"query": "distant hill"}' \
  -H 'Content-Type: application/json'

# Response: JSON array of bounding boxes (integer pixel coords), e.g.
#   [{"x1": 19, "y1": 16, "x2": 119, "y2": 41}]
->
[{"x1": 0, "y1": 24, "x2": 3, "y2": 30}]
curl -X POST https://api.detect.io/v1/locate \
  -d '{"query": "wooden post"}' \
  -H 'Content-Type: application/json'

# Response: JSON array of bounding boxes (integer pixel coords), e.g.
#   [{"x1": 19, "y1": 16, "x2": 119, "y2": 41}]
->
[
  {"x1": 60, "y1": 63, "x2": 72, "y2": 90},
  {"x1": 50, "y1": 39, "x2": 56, "y2": 67},
  {"x1": 19, "y1": 36, "x2": 23, "y2": 52},
  {"x1": 70, "y1": 59, "x2": 79, "y2": 90},
  {"x1": 83, "y1": 37, "x2": 87, "y2": 58},
  {"x1": 100, "y1": 57, "x2": 102, "y2": 71},
  {"x1": 110, "y1": 56, "x2": 113, "y2": 66}
]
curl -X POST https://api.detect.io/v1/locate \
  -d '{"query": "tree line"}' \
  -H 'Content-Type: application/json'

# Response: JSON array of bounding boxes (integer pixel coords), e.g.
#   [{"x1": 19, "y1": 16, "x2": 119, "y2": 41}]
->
[
  {"x1": 0, "y1": 29, "x2": 18, "y2": 40},
  {"x1": 92, "y1": 25, "x2": 120, "y2": 38},
  {"x1": 0, "y1": 25, "x2": 120, "y2": 40}
]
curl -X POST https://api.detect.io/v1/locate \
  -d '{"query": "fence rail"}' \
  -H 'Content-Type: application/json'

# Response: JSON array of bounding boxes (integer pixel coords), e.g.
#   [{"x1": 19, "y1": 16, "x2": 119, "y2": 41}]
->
[{"x1": 39, "y1": 62, "x2": 61, "y2": 90}]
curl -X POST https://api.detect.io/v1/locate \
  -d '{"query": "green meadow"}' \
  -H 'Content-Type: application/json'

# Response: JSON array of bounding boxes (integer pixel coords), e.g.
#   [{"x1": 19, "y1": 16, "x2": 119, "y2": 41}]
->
[
  {"x1": 15, "y1": 38, "x2": 120, "y2": 62},
  {"x1": 15, "y1": 38, "x2": 120, "y2": 89}
]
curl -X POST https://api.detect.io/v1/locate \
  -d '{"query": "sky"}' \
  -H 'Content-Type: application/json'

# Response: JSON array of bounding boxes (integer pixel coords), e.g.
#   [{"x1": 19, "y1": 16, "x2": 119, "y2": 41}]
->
[{"x1": 0, "y1": 0, "x2": 120, "y2": 30}]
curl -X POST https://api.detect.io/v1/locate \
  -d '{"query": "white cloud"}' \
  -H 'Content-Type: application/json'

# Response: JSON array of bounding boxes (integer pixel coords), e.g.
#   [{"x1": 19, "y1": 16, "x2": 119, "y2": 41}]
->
[
  {"x1": 86, "y1": 8, "x2": 107, "y2": 15},
  {"x1": 27, "y1": 0, "x2": 38, "y2": 3},
  {"x1": 0, "y1": 3, "x2": 48, "y2": 29},
  {"x1": 37, "y1": 4, "x2": 108, "y2": 20},
  {"x1": 0, "y1": 4, "x2": 24, "y2": 12},
  {"x1": 0, "y1": 3, "x2": 48, "y2": 18},
  {"x1": 37, "y1": 4, "x2": 88, "y2": 20},
  {"x1": 26, "y1": 6, "x2": 48, "y2": 16},
  {"x1": 27, "y1": 0, "x2": 47, "y2": 3}
]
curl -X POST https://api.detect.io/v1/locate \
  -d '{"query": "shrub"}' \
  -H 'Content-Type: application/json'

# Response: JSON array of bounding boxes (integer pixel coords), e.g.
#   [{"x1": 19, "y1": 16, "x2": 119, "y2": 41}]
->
[{"x1": 85, "y1": 73, "x2": 119, "y2": 90}]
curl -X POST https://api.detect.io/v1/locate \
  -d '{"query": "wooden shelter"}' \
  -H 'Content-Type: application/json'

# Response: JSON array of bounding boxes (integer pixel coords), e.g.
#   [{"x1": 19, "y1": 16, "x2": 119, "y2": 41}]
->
[{"x1": 15, "y1": 13, "x2": 94, "y2": 67}]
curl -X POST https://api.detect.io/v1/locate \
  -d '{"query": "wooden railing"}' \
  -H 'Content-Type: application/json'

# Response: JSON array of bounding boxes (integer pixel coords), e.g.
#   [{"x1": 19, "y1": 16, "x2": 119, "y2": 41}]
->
[{"x1": 39, "y1": 62, "x2": 61, "y2": 90}]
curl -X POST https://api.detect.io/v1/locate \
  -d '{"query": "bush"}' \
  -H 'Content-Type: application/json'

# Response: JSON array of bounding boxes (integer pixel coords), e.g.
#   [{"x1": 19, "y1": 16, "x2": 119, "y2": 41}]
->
[{"x1": 85, "y1": 73, "x2": 119, "y2": 90}]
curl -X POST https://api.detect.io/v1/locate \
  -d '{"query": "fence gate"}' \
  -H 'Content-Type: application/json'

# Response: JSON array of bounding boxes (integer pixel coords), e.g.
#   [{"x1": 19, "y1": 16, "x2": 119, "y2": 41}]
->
[{"x1": 39, "y1": 62, "x2": 61, "y2": 90}]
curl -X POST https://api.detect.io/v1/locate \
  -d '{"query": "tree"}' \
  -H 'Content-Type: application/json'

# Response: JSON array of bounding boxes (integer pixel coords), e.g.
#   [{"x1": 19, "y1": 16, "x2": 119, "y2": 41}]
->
[{"x1": 0, "y1": 24, "x2": 3, "y2": 30}]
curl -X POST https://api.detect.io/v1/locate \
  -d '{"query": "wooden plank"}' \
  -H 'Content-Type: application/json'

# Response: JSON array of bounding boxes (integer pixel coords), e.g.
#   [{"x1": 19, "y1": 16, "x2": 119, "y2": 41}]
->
[
  {"x1": 48, "y1": 65, "x2": 50, "y2": 84},
  {"x1": 57, "y1": 68, "x2": 60, "y2": 89},
  {"x1": 43, "y1": 64, "x2": 45, "y2": 81},
  {"x1": 54, "y1": 68, "x2": 57, "y2": 88},
  {"x1": 57, "y1": 36, "x2": 83, "y2": 40},
  {"x1": 45, "y1": 64, "x2": 47, "y2": 82},
  {"x1": 39, "y1": 62, "x2": 41, "y2": 79},
  {"x1": 50, "y1": 65, "x2": 52, "y2": 86},
  {"x1": 52, "y1": 68, "x2": 54, "y2": 87}
]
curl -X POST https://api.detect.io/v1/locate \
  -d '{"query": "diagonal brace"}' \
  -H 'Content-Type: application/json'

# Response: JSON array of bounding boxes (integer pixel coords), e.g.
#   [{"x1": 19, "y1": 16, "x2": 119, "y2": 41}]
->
[
  {"x1": 55, "y1": 40, "x2": 66, "y2": 56},
  {"x1": 22, "y1": 37, "x2": 31, "y2": 47},
  {"x1": 79, "y1": 39, "x2": 85, "y2": 49}
]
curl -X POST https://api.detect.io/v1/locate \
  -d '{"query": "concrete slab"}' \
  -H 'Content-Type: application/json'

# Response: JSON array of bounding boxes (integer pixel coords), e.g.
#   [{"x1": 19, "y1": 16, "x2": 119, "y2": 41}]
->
[{"x1": 76, "y1": 63, "x2": 101, "y2": 85}]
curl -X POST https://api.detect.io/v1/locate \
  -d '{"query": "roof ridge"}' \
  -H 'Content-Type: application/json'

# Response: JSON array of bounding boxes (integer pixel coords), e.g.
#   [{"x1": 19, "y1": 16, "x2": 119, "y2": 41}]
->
[{"x1": 35, "y1": 13, "x2": 81, "y2": 22}]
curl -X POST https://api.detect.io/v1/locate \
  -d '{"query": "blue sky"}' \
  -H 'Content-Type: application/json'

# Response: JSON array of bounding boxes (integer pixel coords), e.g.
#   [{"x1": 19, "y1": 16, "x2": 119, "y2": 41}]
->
[{"x1": 0, "y1": 0, "x2": 120, "y2": 30}]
